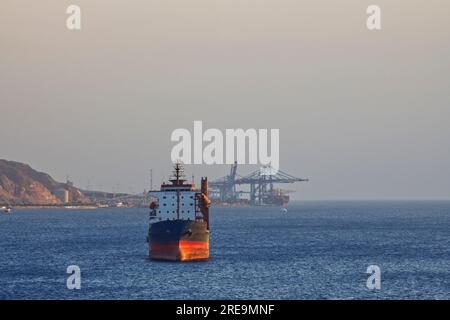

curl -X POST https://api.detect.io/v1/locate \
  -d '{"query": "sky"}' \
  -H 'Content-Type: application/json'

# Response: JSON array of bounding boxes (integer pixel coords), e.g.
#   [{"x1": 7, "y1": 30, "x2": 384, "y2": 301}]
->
[{"x1": 1, "y1": 0, "x2": 449, "y2": 200}]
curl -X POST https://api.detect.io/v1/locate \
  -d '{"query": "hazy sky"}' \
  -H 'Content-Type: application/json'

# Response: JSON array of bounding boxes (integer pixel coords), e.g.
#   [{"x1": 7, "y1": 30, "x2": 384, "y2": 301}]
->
[{"x1": 1, "y1": 0, "x2": 449, "y2": 199}]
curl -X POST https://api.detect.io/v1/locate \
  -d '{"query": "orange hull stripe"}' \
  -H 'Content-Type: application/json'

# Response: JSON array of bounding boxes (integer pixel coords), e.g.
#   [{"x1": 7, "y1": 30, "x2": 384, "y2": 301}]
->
[
  {"x1": 150, "y1": 241, "x2": 209, "y2": 261},
  {"x1": 179, "y1": 241, "x2": 209, "y2": 250}
]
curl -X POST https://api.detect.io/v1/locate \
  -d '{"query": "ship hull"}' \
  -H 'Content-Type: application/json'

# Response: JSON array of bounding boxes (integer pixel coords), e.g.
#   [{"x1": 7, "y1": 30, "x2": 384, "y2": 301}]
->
[{"x1": 149, "y1": 220, "x2": 209, "y2": 261}]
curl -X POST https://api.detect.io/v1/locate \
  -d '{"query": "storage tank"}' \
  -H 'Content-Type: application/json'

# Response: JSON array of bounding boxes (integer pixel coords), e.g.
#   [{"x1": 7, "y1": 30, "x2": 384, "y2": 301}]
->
[{"x1": 54, "y1": 188, "x2": 69, "y2": 203}]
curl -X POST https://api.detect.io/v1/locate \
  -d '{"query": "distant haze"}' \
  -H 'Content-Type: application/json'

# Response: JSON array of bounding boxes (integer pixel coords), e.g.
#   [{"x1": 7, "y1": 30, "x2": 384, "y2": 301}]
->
[{"x1": 1, "y1": 0, "x2": 449, "y2": 200}]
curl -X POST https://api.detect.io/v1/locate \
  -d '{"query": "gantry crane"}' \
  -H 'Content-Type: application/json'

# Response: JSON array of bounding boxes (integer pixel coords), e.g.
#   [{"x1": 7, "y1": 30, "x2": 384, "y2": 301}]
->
[{"x1": 210, "y1": 163, "x2": 308, "y2": 206}]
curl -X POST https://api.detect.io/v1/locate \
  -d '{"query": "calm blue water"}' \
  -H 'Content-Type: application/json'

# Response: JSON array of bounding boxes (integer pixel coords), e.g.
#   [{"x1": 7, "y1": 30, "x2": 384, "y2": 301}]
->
[{"x1": 0, "y1": 201, "x2": 449, "y2": 300}]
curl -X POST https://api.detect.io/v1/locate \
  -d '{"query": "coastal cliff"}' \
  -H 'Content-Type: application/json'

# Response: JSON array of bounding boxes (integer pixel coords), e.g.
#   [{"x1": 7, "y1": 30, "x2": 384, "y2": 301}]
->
[{"x1": 0, "y1": 159, "x2": 87, "y2": 205}]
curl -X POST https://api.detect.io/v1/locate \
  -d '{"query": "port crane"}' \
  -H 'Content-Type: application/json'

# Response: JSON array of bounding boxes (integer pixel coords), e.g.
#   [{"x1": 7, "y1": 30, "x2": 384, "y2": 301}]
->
[
  {"x1": 210, "y1": 163, "x2": 308, "y2": 205},
  {"x1": 210, "y1": 162, "x2": 240, "y2": 202}
]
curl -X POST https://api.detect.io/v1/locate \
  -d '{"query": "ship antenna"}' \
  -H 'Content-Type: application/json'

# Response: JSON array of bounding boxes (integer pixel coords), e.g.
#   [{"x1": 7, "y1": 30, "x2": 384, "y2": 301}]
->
[
  {"x1": 171, "y1": 161, "x2": 185, "y2": 185},
  {"x1": 175, "y1": 163, "x2": 180, "y2": 183},
  {"x1": 150, "y1": 169, "x2": 153, "y2": 191}
]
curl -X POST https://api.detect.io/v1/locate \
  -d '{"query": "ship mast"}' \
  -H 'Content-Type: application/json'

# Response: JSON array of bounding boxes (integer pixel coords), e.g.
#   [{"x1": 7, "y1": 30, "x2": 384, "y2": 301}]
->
[
  {"x1": 171, "y1": 162, "x2": 185, "y2": 219},
  {"x1": 170, "y1": 162, "x2": 186, "y2": 185}
]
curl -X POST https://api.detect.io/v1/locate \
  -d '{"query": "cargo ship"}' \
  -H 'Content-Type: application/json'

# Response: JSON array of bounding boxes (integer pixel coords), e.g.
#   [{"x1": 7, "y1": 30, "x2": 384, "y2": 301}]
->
[
  {"x1": 148, "y1": 163, "x2": 210, "y2": 261},
  {"x1": 261, "y1": 189, "x2": 290, "y2": 207}
]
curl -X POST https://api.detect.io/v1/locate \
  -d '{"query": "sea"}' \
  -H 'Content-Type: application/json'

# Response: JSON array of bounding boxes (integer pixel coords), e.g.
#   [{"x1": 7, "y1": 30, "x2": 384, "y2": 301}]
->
[{"x1": 0, "y1": 201, "x2": 449, "y2": 300}]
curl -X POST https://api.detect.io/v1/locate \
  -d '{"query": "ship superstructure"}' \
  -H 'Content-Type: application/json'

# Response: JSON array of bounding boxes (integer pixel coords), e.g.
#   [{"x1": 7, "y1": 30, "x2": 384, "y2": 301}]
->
[{"x1": 148, "y1": 163, "x2": 210, "y2": 261}]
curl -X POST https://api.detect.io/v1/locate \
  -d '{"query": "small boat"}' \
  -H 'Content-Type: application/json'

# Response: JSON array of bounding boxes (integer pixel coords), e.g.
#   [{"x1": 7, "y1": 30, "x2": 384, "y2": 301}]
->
[{"x1": 4, "y1": 206, "x2": 12, "y2": 214}]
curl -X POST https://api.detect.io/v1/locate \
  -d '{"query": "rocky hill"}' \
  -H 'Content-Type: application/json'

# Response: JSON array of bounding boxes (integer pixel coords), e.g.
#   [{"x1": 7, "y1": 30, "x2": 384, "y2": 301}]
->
[{"x1": 0, "y1": 159, "x2": 87, "y2": 205}]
